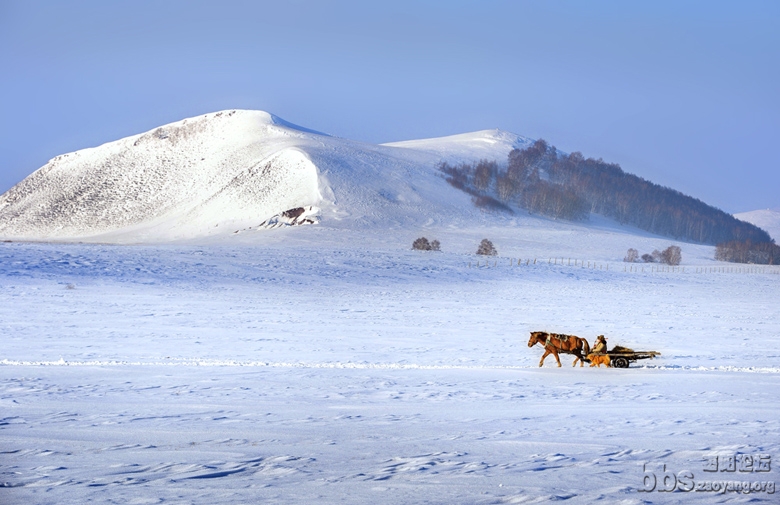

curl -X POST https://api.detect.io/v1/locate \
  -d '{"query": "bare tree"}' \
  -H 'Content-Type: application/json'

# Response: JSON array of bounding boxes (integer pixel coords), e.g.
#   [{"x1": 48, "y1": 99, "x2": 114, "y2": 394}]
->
[
  {"x1": 661, "y1": 245, "x2": 682, "y2": 265},
  {"x1": 473, "y1": 160, "x2": 498, "y2": 192},
  {"x1": 496, "y1": 175, "x2": 517, "y2": 202},
  {"x1": 624, "y1": 248, "x2": 639, "y2": 262},
  {"x1": 413, "y1": 237, "x2": 431, "y2": 251},
  {"x1": 476, "y1": 239, "x2": 498, "y2": 256},
  {"x1": 413, "y1": 237, "x2": 440, "y2": 251}
]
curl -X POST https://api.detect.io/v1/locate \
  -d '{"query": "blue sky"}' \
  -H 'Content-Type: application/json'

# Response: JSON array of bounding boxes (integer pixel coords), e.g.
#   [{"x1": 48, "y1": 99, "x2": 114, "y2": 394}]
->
[{"x1": 1, "y1": 0, "x2": 778, "y2": 213}]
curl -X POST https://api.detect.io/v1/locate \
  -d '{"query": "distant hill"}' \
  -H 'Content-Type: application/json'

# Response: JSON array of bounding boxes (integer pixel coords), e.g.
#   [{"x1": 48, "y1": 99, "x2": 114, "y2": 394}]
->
[
  {"x1": 0, "y1": 110, "x2": 527, "y2": 242},
  {"x1": 0, "y1": 109, "x2": 770, "y2": 245},
  {"x1": 734, "y1": 209, "x2": 780, "y2": 243},
  {"x1": 438, "y1": 139, "x2": 770, "y2": 246}
]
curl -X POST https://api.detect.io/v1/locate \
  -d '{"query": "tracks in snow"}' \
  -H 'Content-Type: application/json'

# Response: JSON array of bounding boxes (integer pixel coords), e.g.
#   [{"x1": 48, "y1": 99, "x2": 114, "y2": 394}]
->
[{"x1": 1, "y1": 359, "x2": 778, "y2": 373}]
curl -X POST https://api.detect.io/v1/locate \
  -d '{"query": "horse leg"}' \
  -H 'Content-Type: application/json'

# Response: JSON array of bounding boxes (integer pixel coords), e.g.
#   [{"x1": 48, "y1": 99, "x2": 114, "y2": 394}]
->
[
  {"x1": 539, "y1": 349, "x2": 550, "y2": 367},
  {"x1": 552, "y1": 349, "x2": 562, "y2": 367}
]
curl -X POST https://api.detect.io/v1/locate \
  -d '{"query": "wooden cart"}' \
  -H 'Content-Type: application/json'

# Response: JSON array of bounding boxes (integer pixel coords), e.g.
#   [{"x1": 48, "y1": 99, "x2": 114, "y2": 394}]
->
[{"x1": 606, "y1": 350, "x2": 661, "y2": 368}]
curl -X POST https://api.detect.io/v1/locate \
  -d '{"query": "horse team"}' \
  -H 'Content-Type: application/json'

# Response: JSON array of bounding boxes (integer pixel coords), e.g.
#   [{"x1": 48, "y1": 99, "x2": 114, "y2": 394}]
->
[{"x1": 527, "y1": 331, "x2": 610, "y2": 368}]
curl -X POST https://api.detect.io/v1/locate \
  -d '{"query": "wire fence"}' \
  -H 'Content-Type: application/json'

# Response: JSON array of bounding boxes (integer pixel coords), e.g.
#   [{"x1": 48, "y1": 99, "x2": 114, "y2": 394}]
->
[{"x1": 467, "y1": 257, "x2": 780, "y2": 275}]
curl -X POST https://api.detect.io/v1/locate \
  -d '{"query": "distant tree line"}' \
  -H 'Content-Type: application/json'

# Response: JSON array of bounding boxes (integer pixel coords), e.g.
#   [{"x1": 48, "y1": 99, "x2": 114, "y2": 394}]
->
[
  {"x1": 439, "y1": 147, "x2": 588, "y2": 221},
  {"x1": 438, "y1": 139, "x2": 771, "y2": 245},
  {"x1": 715, "y1": 240, "x2": 780, "y2": 265},
  {"x1": 624, "y1": 246, "x2": 682, "y2": 265}
]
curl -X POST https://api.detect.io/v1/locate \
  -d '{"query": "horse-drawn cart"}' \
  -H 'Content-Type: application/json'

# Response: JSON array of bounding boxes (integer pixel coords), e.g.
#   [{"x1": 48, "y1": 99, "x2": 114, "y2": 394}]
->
[{"x1": 528, "y1": 331, "x2": 661, "y2": 368}]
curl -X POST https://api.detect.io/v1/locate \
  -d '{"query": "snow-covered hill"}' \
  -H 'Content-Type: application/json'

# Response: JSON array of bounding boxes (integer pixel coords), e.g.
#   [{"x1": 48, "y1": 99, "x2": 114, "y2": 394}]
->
[
  {"x1": 735, "y1": 208, "x2": 780, "y2": 242},
  {"x1": 0, "y1": 110, "x2": 530, "y2": 243}
]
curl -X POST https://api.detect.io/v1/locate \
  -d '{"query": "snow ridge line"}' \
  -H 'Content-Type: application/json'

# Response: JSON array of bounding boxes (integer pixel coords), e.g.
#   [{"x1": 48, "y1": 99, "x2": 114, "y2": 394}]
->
[
  {"x1": 0, "y1": 359, "x2": 778, "y2": 373},
  {"x1": 0, "y1": 358, "x2": 520, "y2": 370}
]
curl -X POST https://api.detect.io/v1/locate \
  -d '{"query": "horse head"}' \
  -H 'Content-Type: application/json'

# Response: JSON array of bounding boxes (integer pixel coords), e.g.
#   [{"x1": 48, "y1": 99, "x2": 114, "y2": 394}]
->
[{"x1": 528, "y1": 331, "x2": 547, "y2": 347}]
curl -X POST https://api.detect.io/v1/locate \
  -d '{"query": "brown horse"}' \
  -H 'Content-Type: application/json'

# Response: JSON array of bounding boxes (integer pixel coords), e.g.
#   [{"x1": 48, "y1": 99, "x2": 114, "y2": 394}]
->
[{"x1": 527, "y1": 331, "x2": 591, "y2": 367}]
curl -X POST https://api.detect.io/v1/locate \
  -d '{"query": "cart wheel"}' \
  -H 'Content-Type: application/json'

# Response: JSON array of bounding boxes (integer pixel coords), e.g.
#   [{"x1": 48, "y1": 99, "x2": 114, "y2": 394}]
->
[{"x1": 612, "y1": 357, "x2": 629, "y2": 368}]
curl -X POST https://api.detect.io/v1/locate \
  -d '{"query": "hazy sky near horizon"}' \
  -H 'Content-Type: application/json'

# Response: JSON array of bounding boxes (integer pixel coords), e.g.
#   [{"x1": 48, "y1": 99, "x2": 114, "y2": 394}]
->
[{"x1": 1, "y1": 0, "x2": 778, "y2": 213}]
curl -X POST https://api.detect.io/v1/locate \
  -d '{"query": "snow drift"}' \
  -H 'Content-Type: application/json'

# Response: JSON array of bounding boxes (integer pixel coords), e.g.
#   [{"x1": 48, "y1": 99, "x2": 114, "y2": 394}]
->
[{"x1": 0, "y1": 110, "x2": 531, "y2": 243}]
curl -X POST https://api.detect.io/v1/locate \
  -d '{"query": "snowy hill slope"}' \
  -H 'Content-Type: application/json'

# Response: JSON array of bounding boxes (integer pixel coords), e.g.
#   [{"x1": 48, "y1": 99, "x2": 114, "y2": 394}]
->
[
  {"x1": 0, "y1": 111, "x2": 324, "y2": 242},
  {"x1": 0, "y1": 110, "x2": 528, "y2": 243},
  {"x1": 735, "y1": 208, "x2": 780, "y2": 242},
  {"x1": 383, "y1": 128, "x2": 533, "y2": 164}
]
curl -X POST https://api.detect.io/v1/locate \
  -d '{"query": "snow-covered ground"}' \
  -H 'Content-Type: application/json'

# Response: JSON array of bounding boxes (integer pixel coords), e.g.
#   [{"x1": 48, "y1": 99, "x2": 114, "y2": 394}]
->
[{"x1": 1, "y1": 224, "x2": 778, "y2": 504}]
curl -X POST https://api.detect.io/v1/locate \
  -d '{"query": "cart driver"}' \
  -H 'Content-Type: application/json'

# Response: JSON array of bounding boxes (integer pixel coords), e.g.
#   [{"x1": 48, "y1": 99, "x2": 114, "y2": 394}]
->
[{"x1": 592, "y1": 335, "x2": 608, "y2": 354}]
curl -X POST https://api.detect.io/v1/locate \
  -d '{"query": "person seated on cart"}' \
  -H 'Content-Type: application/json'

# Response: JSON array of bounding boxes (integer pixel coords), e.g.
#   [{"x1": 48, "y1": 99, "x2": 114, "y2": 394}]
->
[{"x1": 591, "y1": 335, "x2": 608, "y2": 354}]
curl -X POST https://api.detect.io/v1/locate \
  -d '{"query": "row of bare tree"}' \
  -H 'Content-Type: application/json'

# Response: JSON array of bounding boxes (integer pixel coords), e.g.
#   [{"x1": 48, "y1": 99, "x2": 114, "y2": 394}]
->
[
  {"x1": 715, "y1": 240, "x2": 780, "y2": 265},
  {"x1": 624, "y1": 246, "x2": 682, "y2": 265},
  {"x1": 412, "y1": 237, "x2": 497, "y2": 256}
]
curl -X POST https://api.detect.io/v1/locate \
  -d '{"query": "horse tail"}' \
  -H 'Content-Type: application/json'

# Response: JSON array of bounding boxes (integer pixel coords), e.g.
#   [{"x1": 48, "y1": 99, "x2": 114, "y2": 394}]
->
[{"x1": 582, "y1": 338, "x2": 590, "y2": 355}]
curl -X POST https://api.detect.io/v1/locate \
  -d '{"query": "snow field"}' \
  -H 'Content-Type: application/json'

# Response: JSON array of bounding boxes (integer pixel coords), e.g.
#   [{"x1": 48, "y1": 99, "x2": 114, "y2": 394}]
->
[
  {"x1": 3, "y1": 366, "x2": 777, "y2": 504},
  {"x1": 1, "y1": 236, "x2": 778, "y2": 504}
]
